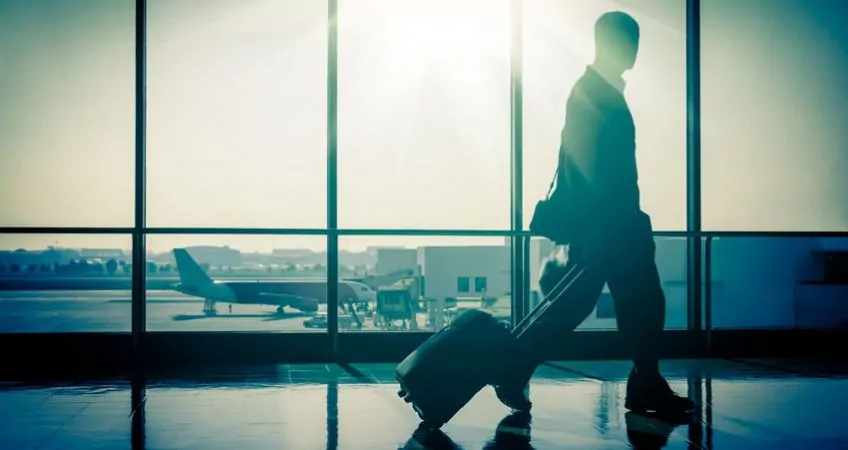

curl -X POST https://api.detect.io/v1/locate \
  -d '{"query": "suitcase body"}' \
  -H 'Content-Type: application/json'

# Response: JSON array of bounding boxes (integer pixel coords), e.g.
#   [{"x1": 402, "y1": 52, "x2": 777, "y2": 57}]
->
[
  {"x1": 396, "y1": 247, "x2": 588, "y2": 428},
  {"x1": 395, "y1": 309, "x2": 512, "y2": 428}
]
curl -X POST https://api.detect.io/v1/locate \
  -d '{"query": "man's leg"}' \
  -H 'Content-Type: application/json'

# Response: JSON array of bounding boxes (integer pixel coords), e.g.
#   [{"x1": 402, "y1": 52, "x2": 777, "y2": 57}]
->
[
  {"x1": 605, "y1": 215, "x2": 694, "y2": 414},
  {"x1": 495, "y1": 242, "x2": 606, "y2": 412}
]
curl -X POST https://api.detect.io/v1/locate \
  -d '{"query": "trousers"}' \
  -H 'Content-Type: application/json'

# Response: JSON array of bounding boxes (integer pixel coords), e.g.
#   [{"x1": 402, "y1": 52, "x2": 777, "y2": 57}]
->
[{"x1": 505, "y1": 211, "x2": 666, "y2": 385}]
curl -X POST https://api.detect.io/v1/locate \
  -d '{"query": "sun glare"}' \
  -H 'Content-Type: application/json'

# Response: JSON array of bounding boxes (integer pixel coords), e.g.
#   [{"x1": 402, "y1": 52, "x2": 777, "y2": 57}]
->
[{"x1": 336, "y1": 0, "x2": 512, "y2": 229}]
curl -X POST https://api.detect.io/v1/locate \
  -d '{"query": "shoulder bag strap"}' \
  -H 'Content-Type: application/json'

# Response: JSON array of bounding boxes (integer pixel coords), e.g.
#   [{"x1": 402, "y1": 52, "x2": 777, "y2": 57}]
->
[{"x1": 546, "y1": 144, "x2": 572, "y2": 200}]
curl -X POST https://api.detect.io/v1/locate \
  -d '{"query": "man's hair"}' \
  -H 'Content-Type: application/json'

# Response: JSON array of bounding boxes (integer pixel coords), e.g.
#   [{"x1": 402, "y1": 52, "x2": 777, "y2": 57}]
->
[{"x1": 595, "y1": 11, "x2": 640, "y2": 51}]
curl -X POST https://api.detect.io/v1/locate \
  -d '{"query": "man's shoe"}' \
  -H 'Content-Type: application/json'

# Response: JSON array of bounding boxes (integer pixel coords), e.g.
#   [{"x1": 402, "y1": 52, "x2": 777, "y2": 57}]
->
[
  {"x1": 494, "y1": 384, "x2": 532, "y2": 412},
  {"x1": 625, "y1": 369, "x2": 695, "y2": 415}
]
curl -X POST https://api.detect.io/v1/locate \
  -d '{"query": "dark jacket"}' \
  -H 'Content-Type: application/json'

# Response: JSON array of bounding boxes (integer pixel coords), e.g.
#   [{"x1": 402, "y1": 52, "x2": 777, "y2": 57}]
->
[{"x1": 558, "y1": 66, "x2": 641, "y2": 223}]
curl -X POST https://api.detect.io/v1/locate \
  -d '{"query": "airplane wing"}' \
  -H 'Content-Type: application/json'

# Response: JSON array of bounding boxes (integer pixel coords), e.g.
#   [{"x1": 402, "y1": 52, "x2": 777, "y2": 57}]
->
[
  {"x1": 260, "y1": 292, "x2": 363, "y2": 329},
  {"x1": 256, "y1": 292, "x2": 321, "y2": 313},
  {"x1": 257, "y1": 292, "x2": 319, "y2": 303}
]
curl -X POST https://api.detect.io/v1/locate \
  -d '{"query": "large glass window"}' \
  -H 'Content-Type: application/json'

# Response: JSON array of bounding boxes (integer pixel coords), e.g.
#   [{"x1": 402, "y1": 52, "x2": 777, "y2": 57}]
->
[
  {"x1": 146, "y1": 0, "x2": 327, "y2": 228},
  {"x1": 522, "y1": 0, "x2": 687, "y2": 231},
  {"x1": 708, "y1": 237, "x2": 848, "y2": 329},
  {"x1": 0, "y1": 234, "x2": 132, "y2": 332},
  {"x1": 145, "y1": 234, "x2": 326, "y2": 332},
  {"x1": 337, "y1": 0, "x2": 512, "y2": 229},
  {"x1": 6, "y1": 0, "x2": 846, "y2": 354},
  {"x1": 0, "y1": 0, "x2": 135, "y2": 227},
  {"x1": 701, "y1": 0, "x2": 848, "y2": 231},
  {"x1": 338, "y1": 236, "x2": 510, "y2": 332}
]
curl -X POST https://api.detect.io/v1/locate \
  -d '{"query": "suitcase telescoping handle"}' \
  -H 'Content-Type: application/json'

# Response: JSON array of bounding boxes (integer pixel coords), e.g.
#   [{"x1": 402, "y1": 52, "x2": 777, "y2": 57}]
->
[{"x1": 512, "y1": 262, "x2": 585, "y2": 340}]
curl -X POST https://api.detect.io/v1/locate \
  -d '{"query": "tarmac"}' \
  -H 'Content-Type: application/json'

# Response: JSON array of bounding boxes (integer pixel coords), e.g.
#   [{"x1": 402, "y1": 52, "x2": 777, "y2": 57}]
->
[{"x1": 0, "y1": 290, "x2": 319, "y2": 333}]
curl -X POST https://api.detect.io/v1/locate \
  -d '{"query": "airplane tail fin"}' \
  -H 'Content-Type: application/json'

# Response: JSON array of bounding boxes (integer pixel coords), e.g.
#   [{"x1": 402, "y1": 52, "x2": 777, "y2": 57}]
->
[{"x1": 173, "y1": 248, "x2": 213, "y2": 288}]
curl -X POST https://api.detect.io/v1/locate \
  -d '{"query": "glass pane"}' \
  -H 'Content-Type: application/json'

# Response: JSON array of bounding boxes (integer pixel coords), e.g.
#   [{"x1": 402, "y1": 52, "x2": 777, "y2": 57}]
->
[
  {"x1": 702, "y1": 0, "x2": 848, "y2": 231},
  {"x1": 530, "y1": 236, "x2": 687, "y2": 331},
  {"x1": 337, "y1": 0, "x2": 512, "y2": 229},
  {"x1": 0, "y1": 234, "x2": 131, "y2": 332},
  {"x1": 708, "y1": 237, "x2": 848, "y2": 329},
  {"x1": 0, "y1": 0, "x2": 134, "y2": 226},
  {"x1": 146, "y1": 0, "x2": 327, "y2": 227},
  {"x1": 523, "y1": 0, "x2": 687, "y2": 231},
  {"x1": 145, "y1": 234, "x2": 327, "y2": 332},
  {"x1": 338, "y1": 235, "x2": 510, "y2": 332}
]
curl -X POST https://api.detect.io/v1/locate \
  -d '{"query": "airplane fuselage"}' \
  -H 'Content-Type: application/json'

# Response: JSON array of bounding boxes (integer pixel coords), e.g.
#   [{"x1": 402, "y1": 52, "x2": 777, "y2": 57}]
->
[
  {"x1": 173, "y1": 279, "x2": 374, "y2": 313},
  {"x1": 170, "y1": 248, "x2": 377, "y2": 315}
]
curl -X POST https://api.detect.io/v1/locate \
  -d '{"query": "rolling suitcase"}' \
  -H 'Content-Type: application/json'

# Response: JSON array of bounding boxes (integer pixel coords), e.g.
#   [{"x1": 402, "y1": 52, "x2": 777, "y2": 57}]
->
[
  {"x1": 395, "y1": 308, "x2": 512, "y2": 428},
  {"x1": 395, "y1": 251, "x2": 587, "y2": 428}
]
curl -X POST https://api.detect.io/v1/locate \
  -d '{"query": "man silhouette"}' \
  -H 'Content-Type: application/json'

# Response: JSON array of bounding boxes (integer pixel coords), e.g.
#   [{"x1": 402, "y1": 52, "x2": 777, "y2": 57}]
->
[{"x1": 494, "y1": 11, "x2": 694, "y2": 416}]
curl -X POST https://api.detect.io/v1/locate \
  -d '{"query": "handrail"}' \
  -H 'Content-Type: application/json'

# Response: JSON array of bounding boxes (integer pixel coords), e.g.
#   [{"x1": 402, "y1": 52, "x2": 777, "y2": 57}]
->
[
  {"x1": 1, "y1": 227, "x2": 846, "y2": 238},
  {"x1": 686, "y1": 231, "x2": 848, "y2": 238}
]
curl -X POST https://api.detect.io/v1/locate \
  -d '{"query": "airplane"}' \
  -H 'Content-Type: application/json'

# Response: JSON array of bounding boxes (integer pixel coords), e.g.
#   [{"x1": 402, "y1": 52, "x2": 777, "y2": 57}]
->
[{"x1": 171, "y1": 248, "x2": 377, "y2": 315}]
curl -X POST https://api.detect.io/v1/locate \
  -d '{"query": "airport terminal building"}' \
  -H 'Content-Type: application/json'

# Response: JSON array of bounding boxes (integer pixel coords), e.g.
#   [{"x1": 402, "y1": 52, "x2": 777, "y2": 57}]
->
[{"x1": 372, "y1": 237, "x2": 848, "y2": 331}]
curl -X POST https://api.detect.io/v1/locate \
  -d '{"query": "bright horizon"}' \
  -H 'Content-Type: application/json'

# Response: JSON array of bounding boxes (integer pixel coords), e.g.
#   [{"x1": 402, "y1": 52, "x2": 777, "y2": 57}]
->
[
  {"x1": 2, "y1": 0, "x2": 846, "y2": 254},
  {"x1": 0, "y1": 234, "x2": 509, "y2": 254}
]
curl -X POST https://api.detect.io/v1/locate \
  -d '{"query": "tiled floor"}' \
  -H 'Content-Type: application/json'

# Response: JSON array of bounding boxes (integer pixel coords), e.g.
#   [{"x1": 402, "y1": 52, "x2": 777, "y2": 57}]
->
[{"x1": 1, "y1": 358, "x2": 847, "y2": 449}]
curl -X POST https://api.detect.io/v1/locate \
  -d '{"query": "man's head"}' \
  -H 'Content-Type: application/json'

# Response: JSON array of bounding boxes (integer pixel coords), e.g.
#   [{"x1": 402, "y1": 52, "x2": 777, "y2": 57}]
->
[{"x1": 594, "y1": 11, "x2": 640, "y2": 73}]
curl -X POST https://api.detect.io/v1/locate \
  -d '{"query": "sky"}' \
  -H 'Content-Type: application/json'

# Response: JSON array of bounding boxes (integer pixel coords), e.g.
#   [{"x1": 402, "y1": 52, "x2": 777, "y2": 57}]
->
[{"x1": 1, "y1": 0, "x2": 846, "y2": 253}]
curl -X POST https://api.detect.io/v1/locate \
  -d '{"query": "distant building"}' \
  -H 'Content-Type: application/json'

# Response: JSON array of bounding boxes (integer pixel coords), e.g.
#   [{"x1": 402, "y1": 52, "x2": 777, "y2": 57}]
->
[
  {"x1": 366, "y1": 246, "x2": 405, "y2": 255},
  {"x1": 339, "y1": 250, "x2": 376, "y2": 268},
  {"x1": 418, "y1": 245, "x2": 511, "y2": 301},
  {"x1": 272, "y1": 248, "x2": 316, "y2": 258},
  {"x1": 375, "y1": 248, "x2": 418, "y2": 275},
  {"x1": 0, "y1": 247, "x2": 77, "y2": 267},
  {"x1": 79, "y1": 248, "x2": 126, "y2": 261},
  {"x1": 180, "y1": 246, "x2": 241, "y2": 267}
]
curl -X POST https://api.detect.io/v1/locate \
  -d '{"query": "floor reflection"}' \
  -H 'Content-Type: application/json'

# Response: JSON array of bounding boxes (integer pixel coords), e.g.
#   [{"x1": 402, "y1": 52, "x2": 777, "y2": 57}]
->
[
  {"x1": 1, "y1": 359, "x2": 847, "y2": 449},
  {"x1": 625, "y1": 411, "x2": 681, "y2": 449},
  {"x1": 401, "y1": 426, "x2": 466, "y2": 450},
  {"x1": 131, "y1": 375, "x2": 146, "y2": 450},
  {"x1": 327, "y1": 379, "x2": 338, "y2": 450},
  {"x1": 484, "y1": 411, "x2": 535, "y2": 450}
]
